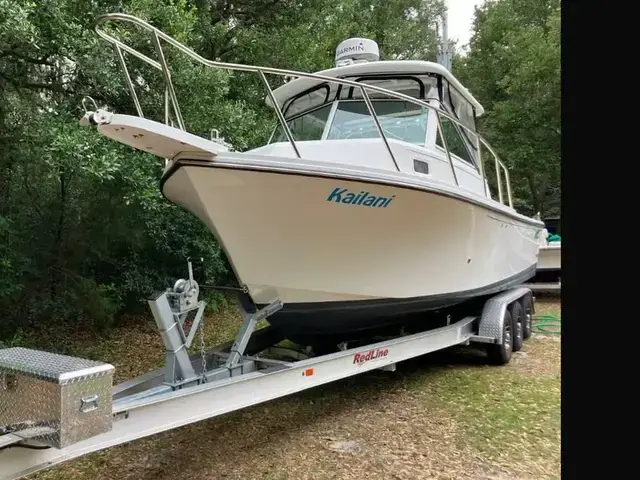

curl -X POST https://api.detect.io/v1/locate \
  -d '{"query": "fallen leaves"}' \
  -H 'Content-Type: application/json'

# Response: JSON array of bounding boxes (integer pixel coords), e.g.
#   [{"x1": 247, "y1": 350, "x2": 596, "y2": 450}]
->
[{"x1": 28, "y1": 300, "x2": 560, "y2": 480}]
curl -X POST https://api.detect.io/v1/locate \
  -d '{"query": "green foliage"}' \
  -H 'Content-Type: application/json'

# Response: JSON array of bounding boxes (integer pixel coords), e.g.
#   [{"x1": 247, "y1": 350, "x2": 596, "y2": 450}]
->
[
  {"x1": 0, "y1": 0, "x2": 446, "y2": 339},
  {"x1": 0, "y1": 0, "x2": 559, "y2": 341},
  {"x1": 0, "y1": 328, "x2": 30, "y2": 349},
  {"x1": 455, "y1": 0, "x2": 561, "y2": 216},
  {"x1": 0, "y1": 0, "x2": 241, "y2": 336}
]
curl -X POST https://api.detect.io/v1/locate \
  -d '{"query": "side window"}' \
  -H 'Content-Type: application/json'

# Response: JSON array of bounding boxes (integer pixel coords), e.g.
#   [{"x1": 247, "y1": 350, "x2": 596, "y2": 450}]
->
[
  {"x1": 284, "y1": 86, "x2": 329, "y2": 117},
  {"x1": 443, "y1": 80, "x2": 477, "y2": 132},
  {"x1": 275, "y1": 104, "x2": 332, "y2": 142},
  {"x1": 436, "y1": 116, "x2": 474, "y2": 165},
  {"x1": 413, "y1": 159, "x2": 429, "y2": 174}
]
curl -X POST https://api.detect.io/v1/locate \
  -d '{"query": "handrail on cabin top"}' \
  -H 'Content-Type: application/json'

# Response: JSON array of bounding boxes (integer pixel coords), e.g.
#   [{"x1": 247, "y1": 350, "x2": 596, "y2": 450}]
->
[{"x1": 94, "y1": 13, "x2": 513, "y2": 208}]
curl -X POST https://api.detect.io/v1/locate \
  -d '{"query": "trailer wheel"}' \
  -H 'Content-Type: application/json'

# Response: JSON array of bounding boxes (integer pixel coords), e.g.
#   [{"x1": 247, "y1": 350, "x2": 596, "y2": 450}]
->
[
  {"x1": 487, "y1": 310, "x2": 513, "y2": 365},
  {"x1": 510, "y1": 301, "x2": 524, "y2": 352},
  {"x1": 521, "y1": 294, "x2": 533, "y2": 340}
]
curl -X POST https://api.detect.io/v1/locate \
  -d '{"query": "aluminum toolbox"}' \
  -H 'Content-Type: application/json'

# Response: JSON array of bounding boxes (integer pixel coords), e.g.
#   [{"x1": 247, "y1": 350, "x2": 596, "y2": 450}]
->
[{"x1": 0, "y1": 347, "x2": 115, "y2": 448}]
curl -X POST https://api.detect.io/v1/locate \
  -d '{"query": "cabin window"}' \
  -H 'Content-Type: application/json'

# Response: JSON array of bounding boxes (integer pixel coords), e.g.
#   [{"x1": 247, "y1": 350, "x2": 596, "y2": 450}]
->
[
  {"x1": 274, "y1": 104, "x2": 333, "y2": 142},
  {"x1": 338, "y1": 75, "x2": 439, "y2": 102},
  {"x1": 327, "y1": 100, "x2": 428, "y2": 145},
  {"x1": 341, "y1": 77, "x2": 421, "y2": 100},
  {"x1": 413, "y1": 159, "x2": 429, "y2": 174},
  {"x1": 440, "y1": 79, "x2": 479, "y2": 163},
  {"x1": 283, "y1": 85, "x2": 330, "y2": 118},
  {"x1": 442, "y1": 79, "x2": 476, "y2": 132},
  {"x1": 436, "y1": 116, "x2": 475, "y2": 165}
]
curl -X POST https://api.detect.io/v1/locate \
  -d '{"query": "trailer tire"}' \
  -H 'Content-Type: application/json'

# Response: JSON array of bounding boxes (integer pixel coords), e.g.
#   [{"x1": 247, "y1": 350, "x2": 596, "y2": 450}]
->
[
  {"x1": 521, "y1": 294, "x2": 533, "y2": 340},
  {"x1": 510, "y1": 301, "x2": 524, "y2": 352},
  {"x1": 487, "y1": 310, "x2": 513, "y2": 365}
]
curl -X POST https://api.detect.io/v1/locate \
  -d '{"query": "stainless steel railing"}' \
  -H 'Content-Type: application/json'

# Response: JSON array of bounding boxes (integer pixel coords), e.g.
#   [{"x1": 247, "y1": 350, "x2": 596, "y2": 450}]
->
[{"x1": 94, "y1": 13, "x2": 513, "y2": 208}]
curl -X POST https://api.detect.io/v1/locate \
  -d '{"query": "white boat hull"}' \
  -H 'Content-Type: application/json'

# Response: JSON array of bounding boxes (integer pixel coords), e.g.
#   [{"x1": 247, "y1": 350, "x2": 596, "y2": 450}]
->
[
  {"x1": 537, "y1": 244, "x2": 561, "y2": 272},
  {"x1": 162, "y1": 160, "x2": 541, "y2": 307}
]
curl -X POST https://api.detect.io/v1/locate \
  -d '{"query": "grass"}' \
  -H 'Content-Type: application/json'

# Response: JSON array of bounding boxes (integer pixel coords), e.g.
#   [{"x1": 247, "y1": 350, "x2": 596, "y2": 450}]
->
[
  {"x1": 17, "y1": 297, "x2": 560, "y2": 480},
  {"x1": 535, "y1": 297, "x2": 562, "y2": 318},
  {"x1": 407, "y1": 340, "x2": 561, "y2": 477}
]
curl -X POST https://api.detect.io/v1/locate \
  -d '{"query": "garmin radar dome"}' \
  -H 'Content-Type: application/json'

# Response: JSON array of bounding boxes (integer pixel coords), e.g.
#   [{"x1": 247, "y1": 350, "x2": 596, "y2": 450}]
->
[{"x1": 334, "y1": 38, "x2": 379, "y2": 67}]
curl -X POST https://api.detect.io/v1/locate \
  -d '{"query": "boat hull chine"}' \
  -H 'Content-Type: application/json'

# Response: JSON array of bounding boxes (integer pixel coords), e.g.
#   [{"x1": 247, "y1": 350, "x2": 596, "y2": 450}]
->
[{"x1": 257, "y1": 264, "x2": 536, "y2": 343}]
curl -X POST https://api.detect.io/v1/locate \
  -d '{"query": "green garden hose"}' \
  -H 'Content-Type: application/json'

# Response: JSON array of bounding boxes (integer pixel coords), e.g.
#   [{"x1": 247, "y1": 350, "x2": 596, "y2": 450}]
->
[{"x1": 532, "y1": 314, "x2": 561, "y2": 335}]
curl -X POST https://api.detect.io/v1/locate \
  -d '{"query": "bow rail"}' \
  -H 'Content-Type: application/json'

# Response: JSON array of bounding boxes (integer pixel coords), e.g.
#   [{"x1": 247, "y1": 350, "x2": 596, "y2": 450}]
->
[{"x1": 94, "y1": 13, "x2": 513, "y2": 208}]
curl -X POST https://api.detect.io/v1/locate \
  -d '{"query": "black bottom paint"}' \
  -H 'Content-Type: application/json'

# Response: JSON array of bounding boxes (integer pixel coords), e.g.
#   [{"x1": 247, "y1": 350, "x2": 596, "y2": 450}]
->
[{"x1": 255, "y1": 265, "x2": 537, "y2": 346}]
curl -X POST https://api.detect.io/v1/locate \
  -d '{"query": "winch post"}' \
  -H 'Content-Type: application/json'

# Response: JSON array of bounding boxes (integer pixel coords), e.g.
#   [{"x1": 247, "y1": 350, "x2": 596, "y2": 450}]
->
[
  {"x1": 148, "y1": 292, "x2": 197, "y2": 385},
  {"x1": 147, "y1": 257, "x2": 206, "y2": 387}
]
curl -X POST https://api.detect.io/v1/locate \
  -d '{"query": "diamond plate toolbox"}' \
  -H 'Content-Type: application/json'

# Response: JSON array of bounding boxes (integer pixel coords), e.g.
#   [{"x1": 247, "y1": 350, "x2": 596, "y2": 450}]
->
[{"x1": 0, "y1": 347, "x2": 115, "y2": 448}]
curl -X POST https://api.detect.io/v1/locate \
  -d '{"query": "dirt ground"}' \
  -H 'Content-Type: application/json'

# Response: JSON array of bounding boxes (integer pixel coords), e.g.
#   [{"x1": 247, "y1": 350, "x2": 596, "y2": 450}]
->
[{"x1": 26, "y1": 297, "x2": 561, "y2": 480}]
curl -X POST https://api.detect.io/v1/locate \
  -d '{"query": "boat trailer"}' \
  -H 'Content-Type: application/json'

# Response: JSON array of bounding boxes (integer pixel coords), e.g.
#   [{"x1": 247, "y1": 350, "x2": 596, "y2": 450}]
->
[{"x1": 0, "y1": 259, "x2": 534, "y2": 479}]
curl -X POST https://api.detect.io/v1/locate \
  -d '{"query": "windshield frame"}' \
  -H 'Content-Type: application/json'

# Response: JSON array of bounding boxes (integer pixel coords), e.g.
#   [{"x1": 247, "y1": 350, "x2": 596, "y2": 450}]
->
[
  {"x1": 268, "y1": 73, "x2": 480, "y2": 163},
  {"x1": 271, "y1": 97, "x2": 435, "y2": 146}
]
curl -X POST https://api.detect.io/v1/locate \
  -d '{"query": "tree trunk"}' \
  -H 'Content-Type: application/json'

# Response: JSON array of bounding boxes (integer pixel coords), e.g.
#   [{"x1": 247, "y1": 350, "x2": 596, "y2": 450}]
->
[{"x1": 527, "y1": 172, "x2": 549, "y2": 217}]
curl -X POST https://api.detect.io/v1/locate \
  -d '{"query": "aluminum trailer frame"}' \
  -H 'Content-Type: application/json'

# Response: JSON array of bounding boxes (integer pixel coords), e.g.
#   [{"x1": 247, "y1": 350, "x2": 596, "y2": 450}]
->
[{"x1": 0, "y1": 260, "x2": 533, "y2": 480}]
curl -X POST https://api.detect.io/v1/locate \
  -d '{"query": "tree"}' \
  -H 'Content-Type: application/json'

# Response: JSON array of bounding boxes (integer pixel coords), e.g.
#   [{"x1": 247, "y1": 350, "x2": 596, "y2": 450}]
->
[
  {"x1": 0, "y1": 0, "x2": 240, "y2": 335},
  {"x1": 0, "y1": 0, "x2": 446, "y2": 338},
  {"x1": 455, "y1": 0, "x2": 561, "y2": 217}
]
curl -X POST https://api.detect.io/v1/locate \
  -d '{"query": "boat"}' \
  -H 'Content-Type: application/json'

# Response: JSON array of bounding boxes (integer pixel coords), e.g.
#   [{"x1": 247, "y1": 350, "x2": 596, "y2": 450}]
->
[
  {"x1": 84, "y1": 14, "x2": 544, "y2": 346},
  {"x1": 533, "y1": 216, "x2": 561, "y2": 286}
]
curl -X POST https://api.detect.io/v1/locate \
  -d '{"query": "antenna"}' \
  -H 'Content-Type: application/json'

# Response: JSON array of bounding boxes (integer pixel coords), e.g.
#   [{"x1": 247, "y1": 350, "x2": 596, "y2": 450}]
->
[
  {"x1": 436, "y1": 9, "x2": 452, "y2": 71},
  {"x1": 334, "y1": 38, "x2": 380, "y2": 67}
]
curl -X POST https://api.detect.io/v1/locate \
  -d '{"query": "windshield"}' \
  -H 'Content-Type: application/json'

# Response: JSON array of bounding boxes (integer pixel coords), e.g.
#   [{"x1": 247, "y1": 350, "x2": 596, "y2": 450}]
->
[
  {"x1": 327, "y1": 100, "x2": 428, "y2": 145},
  {"x1": 273, "y1": 104, "x2": 332, "y2": 142},
  {"x1": 272, "y1": 99, "x2": 429, "y2": 145}
]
